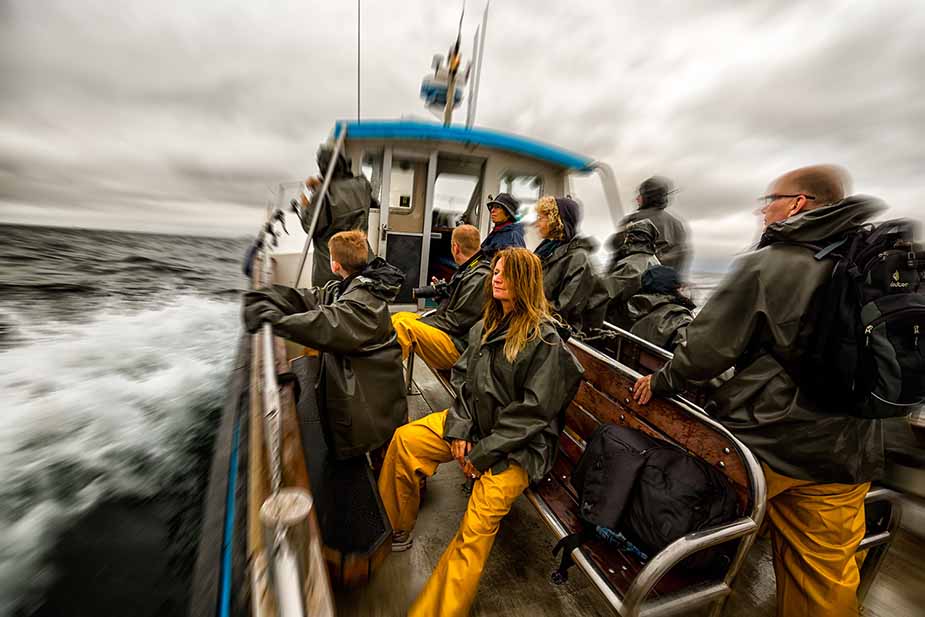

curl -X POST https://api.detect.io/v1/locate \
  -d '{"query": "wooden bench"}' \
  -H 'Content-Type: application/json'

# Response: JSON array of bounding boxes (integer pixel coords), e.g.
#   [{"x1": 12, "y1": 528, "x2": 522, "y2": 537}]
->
[
  {"x1": 527, "y1": 337, "x2": 766, "y2": 617},
  {"x1": 586, "y1": 324, "x2": 903, "y2": 607},
  {"x1": 406, "y1": 332, "x2": 766, "y2": 617}
]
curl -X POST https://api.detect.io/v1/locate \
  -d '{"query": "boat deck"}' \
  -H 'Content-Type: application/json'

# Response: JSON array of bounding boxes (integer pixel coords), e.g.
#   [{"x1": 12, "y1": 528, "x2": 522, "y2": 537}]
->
[{"x1": 333, "y1": 356, "x2": 925, "y2": 617}]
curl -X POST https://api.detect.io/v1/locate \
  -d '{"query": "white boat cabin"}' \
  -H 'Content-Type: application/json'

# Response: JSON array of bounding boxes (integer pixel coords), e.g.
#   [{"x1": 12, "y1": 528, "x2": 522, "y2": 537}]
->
[{"x1": 271, "y1": 120, "x2": 622, "y2": 309}]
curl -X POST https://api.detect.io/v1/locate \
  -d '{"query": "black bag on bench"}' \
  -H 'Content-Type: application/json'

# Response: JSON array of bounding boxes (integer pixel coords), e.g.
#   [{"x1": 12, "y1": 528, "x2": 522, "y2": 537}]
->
[{"x1": 552, "y1": 424, "x2": 738, "y2": 583}]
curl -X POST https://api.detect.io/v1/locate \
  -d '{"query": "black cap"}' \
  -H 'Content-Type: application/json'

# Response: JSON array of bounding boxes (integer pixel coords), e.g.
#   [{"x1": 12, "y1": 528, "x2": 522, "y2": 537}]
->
[
  {"x1": 638, "y1": 176, "x2": 675, "y2": 210},
  {"x1": 641, "y1": 265, "x2": 682, "y2": 294},
  {"x1": 486, "y1": 193, "x2": 521, "y2": 220}
]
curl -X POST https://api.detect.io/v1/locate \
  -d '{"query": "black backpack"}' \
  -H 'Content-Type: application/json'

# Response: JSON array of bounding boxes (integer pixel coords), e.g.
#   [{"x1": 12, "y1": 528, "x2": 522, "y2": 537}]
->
[
  {"x1": 551, "y1": 424, "x2": 739, "y2": 583},
  {"x1": 770, "y1": 219, "x2": 925, "y2": 418}
]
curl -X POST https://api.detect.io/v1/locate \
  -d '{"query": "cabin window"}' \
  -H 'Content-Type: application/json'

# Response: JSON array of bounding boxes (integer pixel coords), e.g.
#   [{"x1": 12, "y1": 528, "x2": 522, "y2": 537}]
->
[
  {"x1": 361, "y1": 151, "x2": 383, "y2": 203},
  {"x1": 389, "y1": 159, "x2": 417, "y2": 210},
  {"x1": 500, "y1": 173, "x2": 543, "y2": 216},
  {"x1": 433, "y1": 173, "x2": 480, "y2": 228}
]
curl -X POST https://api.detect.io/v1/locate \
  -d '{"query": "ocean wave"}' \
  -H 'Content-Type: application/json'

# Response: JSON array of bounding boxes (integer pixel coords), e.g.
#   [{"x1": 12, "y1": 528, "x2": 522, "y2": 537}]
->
[
  {"x1": 0, "y1": 282, "x2": 99, "y2": 294},
  {"x1": 0, "y1": 296, "x2": 241, "y2": 613}
]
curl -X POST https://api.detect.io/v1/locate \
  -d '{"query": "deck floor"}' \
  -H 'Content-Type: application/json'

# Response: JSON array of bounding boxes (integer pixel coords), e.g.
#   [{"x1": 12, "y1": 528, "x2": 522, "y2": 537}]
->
[{"x1": 334, "y1": 357, "x2": 925, "y2": 617}]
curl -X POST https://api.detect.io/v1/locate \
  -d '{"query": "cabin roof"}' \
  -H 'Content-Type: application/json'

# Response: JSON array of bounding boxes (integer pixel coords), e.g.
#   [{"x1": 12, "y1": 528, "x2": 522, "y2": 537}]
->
[{"x1": 335, "y1": 120, "x2": 595, "y2": 172}]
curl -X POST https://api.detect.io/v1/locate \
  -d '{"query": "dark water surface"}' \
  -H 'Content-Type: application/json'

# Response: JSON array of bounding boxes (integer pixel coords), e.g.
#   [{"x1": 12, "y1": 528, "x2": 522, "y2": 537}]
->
[{"x1": 0, "y1": 224, "x2": 251, "y2": 616}]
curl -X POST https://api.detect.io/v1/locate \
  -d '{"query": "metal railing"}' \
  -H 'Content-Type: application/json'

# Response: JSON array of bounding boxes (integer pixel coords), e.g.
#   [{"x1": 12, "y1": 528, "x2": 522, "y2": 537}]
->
[{"x1": 251, "y1": 214, "x2": 335, "y2": 617}]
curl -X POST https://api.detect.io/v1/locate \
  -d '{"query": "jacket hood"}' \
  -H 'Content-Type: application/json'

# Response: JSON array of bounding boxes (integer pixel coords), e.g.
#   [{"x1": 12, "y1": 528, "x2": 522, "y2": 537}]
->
[
  {"x1": 353, "y1": 257, "x2": 405, "y2": 300},
  {"x1": 626, "y1": 292, "x2": 693, "y2": 320},
  {"x1": 555, "y1": 197, "x2": 581, "y2": 241},
  {"x1": 760, "y1": 194, "x2": 887, "y2": 246}
]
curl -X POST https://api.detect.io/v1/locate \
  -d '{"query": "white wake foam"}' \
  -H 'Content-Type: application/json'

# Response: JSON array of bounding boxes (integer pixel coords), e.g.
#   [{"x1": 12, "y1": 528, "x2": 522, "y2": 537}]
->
[{"x1": 0, "y1": 296, "x2": 241, "y2": 614}]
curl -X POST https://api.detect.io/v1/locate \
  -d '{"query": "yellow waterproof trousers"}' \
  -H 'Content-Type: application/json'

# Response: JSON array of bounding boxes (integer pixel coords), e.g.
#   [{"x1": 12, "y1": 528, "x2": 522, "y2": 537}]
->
[
  {"x1": 378, "y1": 410, "x2": 529, "y2": 617},
  {"x1": 391, "y1": 312, "x2": 461, "y2": 370},
  {"x1": 763, "y1": 464, "x2": 869, "y2": 617}
]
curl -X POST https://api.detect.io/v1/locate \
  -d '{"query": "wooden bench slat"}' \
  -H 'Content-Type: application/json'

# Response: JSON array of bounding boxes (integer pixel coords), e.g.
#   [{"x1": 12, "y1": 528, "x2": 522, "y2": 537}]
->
[{"x1": 570, "y1": 344, "x2": 752, "y2": 512}]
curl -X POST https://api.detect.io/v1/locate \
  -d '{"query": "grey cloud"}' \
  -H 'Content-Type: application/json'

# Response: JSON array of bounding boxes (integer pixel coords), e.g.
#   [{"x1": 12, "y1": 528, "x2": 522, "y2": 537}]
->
[{"x1": 0, "y1": 0, "x2": 922, "y2": 269}]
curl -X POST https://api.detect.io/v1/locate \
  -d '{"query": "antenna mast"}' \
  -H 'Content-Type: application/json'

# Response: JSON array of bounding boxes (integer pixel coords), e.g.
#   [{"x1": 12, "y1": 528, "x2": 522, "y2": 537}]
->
[
  {"x1": 442, "y1": 1, "x2": 466, "y2": 126},
  {"x1": 466, "y1": 1, "x2": 489, "y2": 128}
]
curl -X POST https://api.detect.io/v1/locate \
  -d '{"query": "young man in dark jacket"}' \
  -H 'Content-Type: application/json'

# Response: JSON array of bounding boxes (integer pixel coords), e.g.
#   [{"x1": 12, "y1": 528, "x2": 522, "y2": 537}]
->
[
  {"x1": 299, "y1": 145, "x2": 376, "y2": 287},
  {"x1": 627, "y1": 265, "x2": 695, "y2": 351},
  {"x1": 480, "y1": 193, "x2": 526, "y2": 256},
  {"x1": 620, "y1": 175, "x2": 691, "y2": 276},
  {"x1": 391, "y1": 225, "x2": 491, "y2": 369},
  {"x1": 633, "y1": 165, "x2": 883, "y2": 617},
  {"x1": 243, "y1": 230, "x2": 407, "y2": 460}
]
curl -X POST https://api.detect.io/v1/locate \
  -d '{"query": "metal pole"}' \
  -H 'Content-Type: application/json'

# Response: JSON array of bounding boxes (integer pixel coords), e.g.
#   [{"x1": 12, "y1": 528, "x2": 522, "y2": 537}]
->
[
  {"x1": 466, "y1": 26, "x2": 479, "y2": 128},
  {"x1": 293, "y1": 125, "x2": 348, "y2": 287},
  {"x1": 357, "y1": 0, "x2": 361, "y2": 122},
  {"x1": 443, "y1": 69, "x2": 458, "y2": 127},
  {"x1": 467, "y1": 1, "x2": 489, "y2": 129}
]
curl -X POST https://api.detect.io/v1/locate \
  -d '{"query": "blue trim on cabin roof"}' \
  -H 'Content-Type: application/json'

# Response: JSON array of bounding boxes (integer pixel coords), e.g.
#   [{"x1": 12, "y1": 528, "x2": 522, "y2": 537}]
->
[{"x1": 334, "y1": 120, "x2": 595, "y2": 171}]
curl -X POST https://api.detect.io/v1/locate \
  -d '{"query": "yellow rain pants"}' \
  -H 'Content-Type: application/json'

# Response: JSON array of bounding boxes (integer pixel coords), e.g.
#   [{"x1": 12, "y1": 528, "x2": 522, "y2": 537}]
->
[
  {"x1": 391, "y1": 312, "x2": 461, "y2": 370},
  {"x1": 763, "y1": 464, "x2": 869, "y2": 617},
  {"x1": 378, "y1": 410, "x2": 530, "y2": 617}
]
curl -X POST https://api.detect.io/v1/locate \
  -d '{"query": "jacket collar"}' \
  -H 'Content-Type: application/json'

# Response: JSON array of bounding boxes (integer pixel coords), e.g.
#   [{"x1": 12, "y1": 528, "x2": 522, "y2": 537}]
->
[{"x1": 759, "y1": 195, "x2": 887, "y2": 247}]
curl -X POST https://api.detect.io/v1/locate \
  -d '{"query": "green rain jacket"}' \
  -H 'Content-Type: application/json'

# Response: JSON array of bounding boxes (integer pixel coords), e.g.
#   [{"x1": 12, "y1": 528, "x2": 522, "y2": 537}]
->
[
  {"x1": 420, "y1": 252, "x2": 492, "y2": 352},
  {"x1": 621, "y1": 206, "x2": 690, "y2": 276},
  {"x1": 602, "y1": 220, "x2": 662, "y2": 329},
  {"x1": 627, "y1": 292, "x2": 694, "y2": 351},
  {"x1": 442, "y1": 319, "x2": 584, "y2": 482},
  {"x1": 652, "y1": 196, "x2": 887, "y2": 484},
  {"x1": 538, "y1": 236, "x2": 602, "y2": 334},
  {"x1": 243, "y1": 257, "x2": 407, "y2": 459},
  {"x1": 303, "y1": 174, "x2": 374, "y2": 287}
]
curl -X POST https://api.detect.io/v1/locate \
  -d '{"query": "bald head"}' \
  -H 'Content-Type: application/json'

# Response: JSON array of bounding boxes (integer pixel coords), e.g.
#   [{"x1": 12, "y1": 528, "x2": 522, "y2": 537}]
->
[
  {"x1": 770, "y1": 165, "x2": 851, "y2": 207},
  {"x1": 761, "y1": 165, "x2": 852, "y2": 227},
  {"x1": 451, "y1": 224, "x2": 481, "y2": 264}
]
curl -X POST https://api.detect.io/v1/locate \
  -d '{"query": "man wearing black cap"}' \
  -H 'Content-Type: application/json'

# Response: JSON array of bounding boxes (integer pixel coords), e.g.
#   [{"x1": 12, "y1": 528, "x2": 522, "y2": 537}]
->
[
  {"x1": 480, "y1": 193, "x2": 526, "y2": 256},
  {"x1": 620, "y1": 176, "x2": 690, "y2": 276}
]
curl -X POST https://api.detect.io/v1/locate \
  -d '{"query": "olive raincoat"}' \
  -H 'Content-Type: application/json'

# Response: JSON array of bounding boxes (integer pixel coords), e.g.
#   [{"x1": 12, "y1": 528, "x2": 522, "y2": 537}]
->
[
  {"x1": 627, "y1": 292, "x2": 694, "y2": 351},
  {"x1": 420, "y1": 251, "x2": 492, "y2": 352},
  {"x1": 442, "y1": 319, "x2": 584, "y2": 482},
  {"x1": 601, "y1": 220, "x2": 661, "y2": 329},
  {"x1": 243, "y1": 257, "x2": 407, "y2": 459}
]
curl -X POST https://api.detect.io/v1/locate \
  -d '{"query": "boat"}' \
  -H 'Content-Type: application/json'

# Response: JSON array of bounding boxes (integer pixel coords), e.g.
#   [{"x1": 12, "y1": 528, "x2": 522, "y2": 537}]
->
[{"x1": 186, "y1": 11, "x2": 924, "y2": 617}]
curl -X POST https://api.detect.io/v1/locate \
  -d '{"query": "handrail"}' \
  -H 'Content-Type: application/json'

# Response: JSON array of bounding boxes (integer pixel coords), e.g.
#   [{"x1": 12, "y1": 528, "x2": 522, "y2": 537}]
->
[{"x1": 256, "y1": 234, "x2": 306, "y2": 617}]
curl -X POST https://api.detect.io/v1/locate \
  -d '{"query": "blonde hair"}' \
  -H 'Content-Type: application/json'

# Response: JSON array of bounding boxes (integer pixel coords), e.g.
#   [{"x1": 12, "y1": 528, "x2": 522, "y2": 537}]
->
[
  {"x1": 535, "y1": 196, "x2": 565, "y2": 240},
  {"x1": 328, "y1": 230, "x2": 368, "y2": 274},
  {"x1": 482, "y1": 248, "x2": 551, "y2": 361}
]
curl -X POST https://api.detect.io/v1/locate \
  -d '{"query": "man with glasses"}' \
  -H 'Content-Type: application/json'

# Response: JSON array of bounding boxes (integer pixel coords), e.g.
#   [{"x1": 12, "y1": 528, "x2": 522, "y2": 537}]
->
[{"x1": 632, "y1": 165, "x2": 885, "y2": 617}]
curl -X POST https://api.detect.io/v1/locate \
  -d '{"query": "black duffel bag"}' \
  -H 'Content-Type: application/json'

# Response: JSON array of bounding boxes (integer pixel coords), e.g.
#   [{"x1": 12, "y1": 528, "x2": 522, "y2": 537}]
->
[{"x1": 552, "y1": 423, "x2": 739, "y2": 583}]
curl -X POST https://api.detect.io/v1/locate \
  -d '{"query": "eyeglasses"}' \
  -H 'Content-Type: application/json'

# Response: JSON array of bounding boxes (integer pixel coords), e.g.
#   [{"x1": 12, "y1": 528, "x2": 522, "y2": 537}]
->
[{"x1": 757, "y1": 194, "x2": 816, "y2": 207}]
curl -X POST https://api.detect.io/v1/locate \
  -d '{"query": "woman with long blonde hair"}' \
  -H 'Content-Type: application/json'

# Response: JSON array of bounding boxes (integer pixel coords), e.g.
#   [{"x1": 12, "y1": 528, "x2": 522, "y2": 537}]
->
[{"x1": 378, "y1": 248, "x2": 584, "y2": 617}]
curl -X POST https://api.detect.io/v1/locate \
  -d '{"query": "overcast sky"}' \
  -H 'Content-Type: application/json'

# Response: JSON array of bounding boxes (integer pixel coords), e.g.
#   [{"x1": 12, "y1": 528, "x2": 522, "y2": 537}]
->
[{"x1": 1, "y1": 0, "x2": 922, "y2": 271}]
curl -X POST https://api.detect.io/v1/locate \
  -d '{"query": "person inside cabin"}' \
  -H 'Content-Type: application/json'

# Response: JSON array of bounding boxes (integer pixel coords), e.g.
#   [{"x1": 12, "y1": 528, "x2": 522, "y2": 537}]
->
[
  {"x1": 620, "y1": 175, "x2": 691, "y2": 277},
  {"x1": 533, "y1": 196, "x2": 604, "y2": 334},
  {"x1": 391, "y1": 224, "x2": 491, "y2": 370},
  {"x1": 378, "y1": 248, "x2": 583, "y2": 617},
  {"x1": 599, "y1": 218, "x2": 662, "y2": 329},
  {"x1": 299, "y1": 144, "x2": 377, "y2": 287},
  {"x1": 479, "y1": 193, "x2": 526, "y2": 256},
  {"x1": 242, "y1": 230, "x2": 407, "y2": 460},
  {"x1": 626, "y1": 265, "x2": 695, "y2": 351},
  {"x1": 632, "y1": 165, "x2": 884, "y2": 617}
]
